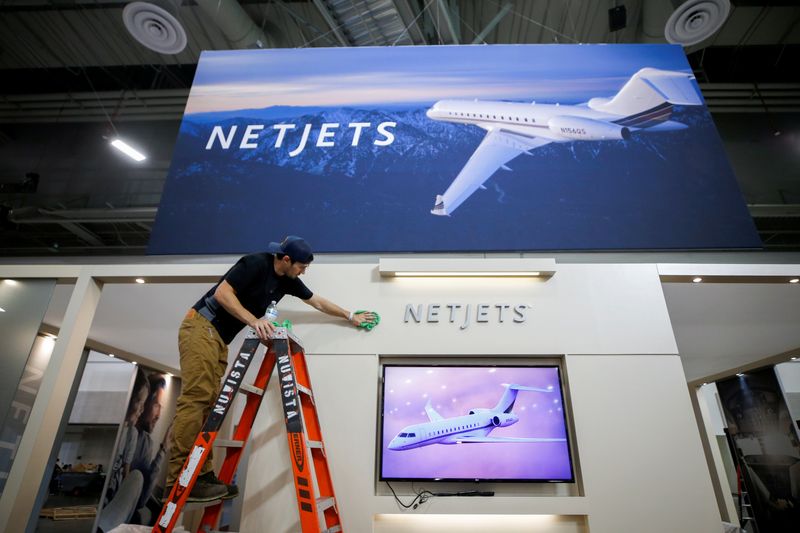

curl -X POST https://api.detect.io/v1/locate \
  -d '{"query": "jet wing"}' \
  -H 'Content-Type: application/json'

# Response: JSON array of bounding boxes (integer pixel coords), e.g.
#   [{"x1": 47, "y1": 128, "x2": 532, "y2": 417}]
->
[
  {"x1": 455, "y1": 436, "x2": 566, "y2": 443},
  {"x1": 424, "y1": 399, "x2": 444, "y2": 422},
  {"x1": 432, "y1": 129, "x2": 551, "y2": 216}
]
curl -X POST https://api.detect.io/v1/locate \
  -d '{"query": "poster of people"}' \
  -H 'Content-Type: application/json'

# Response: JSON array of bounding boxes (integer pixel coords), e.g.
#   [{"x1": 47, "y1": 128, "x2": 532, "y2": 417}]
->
[
  {"x1": 716, "y1": 368, "x2": 800, "y2": 533},
  {"x1": 96, "y1": 367, "x2": 179, "y2": 530}
]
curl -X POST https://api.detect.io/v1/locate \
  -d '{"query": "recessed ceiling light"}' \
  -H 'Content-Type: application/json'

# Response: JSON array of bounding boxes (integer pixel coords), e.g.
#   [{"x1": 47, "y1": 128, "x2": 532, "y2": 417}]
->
[
  {"x1": 790, "y1": 278, "x2": 799, "y2": 284},
  {"x1": 736, "y1": 372, "x2": 744, "y2": 377},
  {"x1": 166, "y1": 372, "x2": 173, "y2": 378},
  {"x1": 791, "y1": 357, "x2": 799, "y2": 362},
  {"x1": 135, "y1": 278, "x2": 146, "y2": 284},
  {"x1": 132, "y1": 361, "x2": 137, "y2": 366},
  {"x1": 0, "y1": 307, "x2": 5, "y2": 312},
  {"x1": 692, "y1": 277, "x2": 702, "y2": 283},
  {"x1": 3, "y1": 279, "x2": 18, "y2": 286},
  {"x1": 110, "y1": 139, "x2": 147, "y2": 162},
  {"x1": 108, "y1": 353, "x2": 115, "y2": 358}
]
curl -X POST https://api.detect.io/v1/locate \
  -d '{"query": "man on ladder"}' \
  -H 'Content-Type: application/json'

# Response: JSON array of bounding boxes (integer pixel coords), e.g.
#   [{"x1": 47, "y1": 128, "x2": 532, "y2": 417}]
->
[{"x1": 166, "y1": 235, "x2": 376, "y2": 502}]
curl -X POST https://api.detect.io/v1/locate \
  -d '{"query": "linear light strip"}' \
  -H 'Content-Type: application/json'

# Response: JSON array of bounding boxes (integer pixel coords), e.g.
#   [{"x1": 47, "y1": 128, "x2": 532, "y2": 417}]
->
[
  {"x1": 392, "y1": 271, "x2": 541, "y2": 277},
  {"x1": 110, "y1": 139, "x2": 147, "y2": 162}
]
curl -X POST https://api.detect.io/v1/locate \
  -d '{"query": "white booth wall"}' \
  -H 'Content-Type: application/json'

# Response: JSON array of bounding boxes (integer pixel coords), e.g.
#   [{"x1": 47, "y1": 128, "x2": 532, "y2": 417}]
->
[
  {"x1": 0, "y1": 259, "x2": 724, "y2": 533},
  {"x1": 229, "y1": 263, "x2": 720, "y2": 533}
]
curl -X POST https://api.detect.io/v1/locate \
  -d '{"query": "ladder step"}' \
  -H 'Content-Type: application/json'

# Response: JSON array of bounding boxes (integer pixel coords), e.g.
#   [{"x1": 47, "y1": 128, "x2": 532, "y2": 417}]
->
[
  {"x1": 317, "y1": 497, "x2": 336, "y2": 512},
  {"x1": 322, "y1": 527, "x2": 342, "y2": 533},
  {"x1": 297, "y1": 383, "x2": 313, "y2": 397},
  {"x1": 239, "y1": 383, "x2": 264, "y2": 396},
  {"x1": 183, "y1": 499, "x2": 223, "y2": 511},
  {"x1": 214, "y1": 439, "x2": 245, "y2": 448},
  {"x1": 307, "y1": 440, "x2": 324, "y2": 449}
]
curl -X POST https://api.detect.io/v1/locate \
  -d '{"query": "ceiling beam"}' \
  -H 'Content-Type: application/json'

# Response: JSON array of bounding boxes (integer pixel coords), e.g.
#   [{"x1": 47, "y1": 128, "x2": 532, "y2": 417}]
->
[
  {"x1": 274, "y1": 0, "x2": 340, "y2": 47},
  {"x1": 391, "y1": 0, "x2": 428, "y2": 45},
  {"x1": 472, "y1": 2, "x2": 512, "y2": 44},
  {"x1": 432, "y1": 0, "x2": 460, "y2": 44},
  {"x1": 312, "y1": 0, "x2": 352, "y2": 46},
  {"x1": 58, "y1": 222, "x2": 105, "y2": 247}
]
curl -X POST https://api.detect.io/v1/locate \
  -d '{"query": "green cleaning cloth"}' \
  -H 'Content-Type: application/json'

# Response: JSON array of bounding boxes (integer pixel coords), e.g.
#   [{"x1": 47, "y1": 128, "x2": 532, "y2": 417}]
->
[{"x1": 354, "y1": 310, "x2": 380, "y2": 330}]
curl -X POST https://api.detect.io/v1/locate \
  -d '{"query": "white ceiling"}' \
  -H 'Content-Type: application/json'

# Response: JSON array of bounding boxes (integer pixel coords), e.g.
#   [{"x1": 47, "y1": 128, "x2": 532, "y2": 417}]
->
[
  {"x1": 662, "y1": 281, "x2": 800, "y2": 381},
  {"x1": 44, "y1": 282, "x2": 206, "y2": 370},
  {"x1": 42, "y1": 274, "x2": 800, "y2": 382}
]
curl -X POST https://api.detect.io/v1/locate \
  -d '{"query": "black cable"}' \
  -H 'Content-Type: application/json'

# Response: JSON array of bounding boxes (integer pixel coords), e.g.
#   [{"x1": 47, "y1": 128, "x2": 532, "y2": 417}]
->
[
  {"x1": 385, "y1": 482, "x2": 494, "y2": 510},
  {"x1": 385, "y1": 482, "x2": 436, "y2": 510}
]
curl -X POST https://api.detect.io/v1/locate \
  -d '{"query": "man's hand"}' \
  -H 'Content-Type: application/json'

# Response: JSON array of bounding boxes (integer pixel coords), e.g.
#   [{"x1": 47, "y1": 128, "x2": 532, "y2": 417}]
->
[
  {"x1": 249, "y1": 317, "x2": 276, "y2": 340},
  {"x1": 351, "y1": 311, "x2": 376, "y2": 327}
]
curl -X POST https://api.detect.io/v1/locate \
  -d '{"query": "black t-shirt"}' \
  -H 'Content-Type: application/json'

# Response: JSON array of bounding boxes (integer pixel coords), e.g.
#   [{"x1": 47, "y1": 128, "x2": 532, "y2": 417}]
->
[{"x1": 192, "y1": 252, "x2": 313, "y2": 344}]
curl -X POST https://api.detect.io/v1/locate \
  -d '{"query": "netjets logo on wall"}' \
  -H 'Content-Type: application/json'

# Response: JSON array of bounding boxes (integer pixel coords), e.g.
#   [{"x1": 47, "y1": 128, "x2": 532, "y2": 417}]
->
[
  {"x1": 204, "y1": 122, "x2": 397, "y2": 157},
  {"x1": 404, "y1": 303, "x2": 531, "y2": 330}
]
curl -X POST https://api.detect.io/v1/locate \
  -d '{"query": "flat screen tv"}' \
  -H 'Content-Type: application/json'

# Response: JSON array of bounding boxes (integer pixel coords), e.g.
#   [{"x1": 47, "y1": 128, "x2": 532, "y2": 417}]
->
[{"x1": 379, "y1": 364, "x2": 574, "y2": 483}]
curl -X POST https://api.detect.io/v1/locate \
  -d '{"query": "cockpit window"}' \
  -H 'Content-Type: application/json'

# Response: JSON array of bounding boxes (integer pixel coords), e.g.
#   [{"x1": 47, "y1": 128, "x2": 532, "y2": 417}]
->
[{"x1": 407, "y1": 433, "x2": 415, "y2": 437}]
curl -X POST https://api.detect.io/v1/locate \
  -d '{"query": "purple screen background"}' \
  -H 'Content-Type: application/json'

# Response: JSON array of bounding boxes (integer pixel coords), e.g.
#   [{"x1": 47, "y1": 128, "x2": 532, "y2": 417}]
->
[{"x1": 380, "y1": 366, "x2": 574, "y2": 481}]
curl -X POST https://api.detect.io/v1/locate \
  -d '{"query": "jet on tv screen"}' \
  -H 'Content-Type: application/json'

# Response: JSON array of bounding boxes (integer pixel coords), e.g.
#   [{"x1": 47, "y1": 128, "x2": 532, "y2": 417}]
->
[{"x1": 379, "y1": 365, "x2": 574, "y2": 482}]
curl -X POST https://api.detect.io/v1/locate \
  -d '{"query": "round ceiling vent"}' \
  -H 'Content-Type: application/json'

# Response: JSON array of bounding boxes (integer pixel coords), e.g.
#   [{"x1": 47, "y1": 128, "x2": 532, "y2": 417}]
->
[
  {"x1": 122, "y1": 1, "x2": 187, "y2": 55},
  {"x1": 665, "y1": 0, "x2": 730, "y2": 47}
]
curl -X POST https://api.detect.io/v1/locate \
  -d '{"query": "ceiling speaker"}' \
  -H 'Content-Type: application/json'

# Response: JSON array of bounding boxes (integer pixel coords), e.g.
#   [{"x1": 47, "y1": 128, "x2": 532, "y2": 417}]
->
[
  {"x1": 122, "y1": 1, "x2": 187, "y2": 55},
  {"x1": 609, "y1": 5, "x2": 627, "y2": 32},
  {"x1": 665, "y1": 0, "x2": 730, "y2": 47}
]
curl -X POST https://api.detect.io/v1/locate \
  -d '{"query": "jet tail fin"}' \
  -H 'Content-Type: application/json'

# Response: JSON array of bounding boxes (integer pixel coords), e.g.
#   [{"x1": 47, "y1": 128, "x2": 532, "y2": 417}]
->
[
  {"x1": 431, "y1": 194, "x2": 448, "y2": 216},
  {"x1": 588, "y1": 68, "x2": 702, "y2": 118},
  {"x1": 494, "y1": 384, "x2": 554, "y2": 414},
  {"x1": 425, "y1": 399, "x2": 444, "y2": 421}
]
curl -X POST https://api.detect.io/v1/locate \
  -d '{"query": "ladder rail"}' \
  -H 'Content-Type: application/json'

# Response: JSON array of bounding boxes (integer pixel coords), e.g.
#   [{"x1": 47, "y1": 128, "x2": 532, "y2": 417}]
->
[
  {"x1": 275, "y1": 340, "x2": 325, "y2": 532},
  {"x1": 293, "y1": 349, "x2": 340, "y2": 530},
  {"x1": 197, "y1": 350, "x2": 278, "y2": 532}
]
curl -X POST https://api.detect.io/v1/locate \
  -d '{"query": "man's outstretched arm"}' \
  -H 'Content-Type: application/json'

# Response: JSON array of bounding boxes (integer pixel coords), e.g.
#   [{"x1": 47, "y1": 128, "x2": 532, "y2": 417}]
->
[{"x1": 304, "y1": 294, "x2": 376, "y2": 327}]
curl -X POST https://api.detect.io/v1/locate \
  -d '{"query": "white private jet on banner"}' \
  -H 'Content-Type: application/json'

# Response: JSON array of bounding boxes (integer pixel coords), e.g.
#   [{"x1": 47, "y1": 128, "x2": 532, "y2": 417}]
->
[
  {"x1": 387, "y1": 384, "x2": 565, "y2": 451},
  {"x1": 425, "y1": 68, "x2": 704, "y2": 216}
]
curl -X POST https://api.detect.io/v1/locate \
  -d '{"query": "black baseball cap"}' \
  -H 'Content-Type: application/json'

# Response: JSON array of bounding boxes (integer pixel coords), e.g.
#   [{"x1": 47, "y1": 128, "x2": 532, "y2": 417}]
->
[{"x1": 267, "y1": 235, "x2": 314, "y2": 263}]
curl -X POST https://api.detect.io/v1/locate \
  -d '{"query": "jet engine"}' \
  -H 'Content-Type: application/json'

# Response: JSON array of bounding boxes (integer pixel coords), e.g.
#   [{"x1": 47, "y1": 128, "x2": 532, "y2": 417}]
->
[
  {"x1": 548, "y1": 116, "x2": 631, "y2": 141},
  {"x1": 490, "y1": 413, "x2": 519, "y2": 427}
]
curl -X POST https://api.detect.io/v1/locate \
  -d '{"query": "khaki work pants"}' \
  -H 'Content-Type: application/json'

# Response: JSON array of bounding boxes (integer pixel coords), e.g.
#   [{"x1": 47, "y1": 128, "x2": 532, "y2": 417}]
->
[{"x1": 167, "y1": 309, "x2": 228, "y2": 487}]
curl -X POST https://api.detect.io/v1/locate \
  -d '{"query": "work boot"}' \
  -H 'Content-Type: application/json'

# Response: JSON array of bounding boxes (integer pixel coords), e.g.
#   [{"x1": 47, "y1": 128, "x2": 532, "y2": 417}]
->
[
  {"x1": 201, "y1": 471, "x2": 239, "y2": 500},
  {"x1": 161, "y1": 475, "x2": 228, "y2": 503}
]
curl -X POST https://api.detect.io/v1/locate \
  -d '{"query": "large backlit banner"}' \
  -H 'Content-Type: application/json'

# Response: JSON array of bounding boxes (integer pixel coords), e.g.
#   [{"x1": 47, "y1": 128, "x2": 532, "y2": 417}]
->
[{"x1": 149, "y1": 44, "x2": 760, "y2": 254}]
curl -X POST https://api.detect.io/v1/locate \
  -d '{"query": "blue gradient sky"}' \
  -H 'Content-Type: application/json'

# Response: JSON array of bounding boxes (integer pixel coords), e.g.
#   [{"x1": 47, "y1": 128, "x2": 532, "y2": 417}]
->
[
  {"x1": 380, "y1": 366, "x2": 573, "y2": 481},
  {"x1": 185, "y1": 44, "x2": 693, "y2": 114}
]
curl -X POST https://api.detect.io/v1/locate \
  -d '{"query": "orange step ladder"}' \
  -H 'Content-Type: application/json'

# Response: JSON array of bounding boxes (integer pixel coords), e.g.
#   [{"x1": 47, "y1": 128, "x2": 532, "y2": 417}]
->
[{"x1": 152, "y1": 326, "x2": 343, "y2": 533}]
